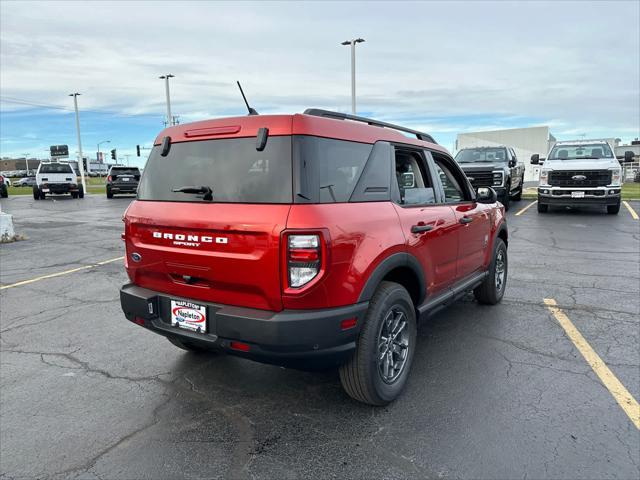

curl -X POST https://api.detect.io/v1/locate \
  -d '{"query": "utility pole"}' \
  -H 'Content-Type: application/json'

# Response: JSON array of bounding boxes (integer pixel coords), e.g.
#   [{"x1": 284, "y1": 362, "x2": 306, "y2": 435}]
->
[
  {"x1": 124, "y1": 154, "x2": 131, "y2": 167},
  {"x1": 341, "y1": 38, "x2": 365, "y2": 114},
  {"x1": 97, "y1": 140, "x2": 110, "y2": 178},
  {"x1": 22, "y1": 153, "x2": 30, "y2": 175},
  {"x1": 159, "y1": 74, "x2": 175, "y2": 126},
  {"x1": 69, "y1": 93, "x2": 87, "y2": 192}
]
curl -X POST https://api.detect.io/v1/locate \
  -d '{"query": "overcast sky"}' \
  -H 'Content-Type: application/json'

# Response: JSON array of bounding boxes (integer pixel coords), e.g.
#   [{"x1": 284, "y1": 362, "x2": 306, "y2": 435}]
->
[{"x1": 1, "y1": 0, "x2": 638, "y2": 165}]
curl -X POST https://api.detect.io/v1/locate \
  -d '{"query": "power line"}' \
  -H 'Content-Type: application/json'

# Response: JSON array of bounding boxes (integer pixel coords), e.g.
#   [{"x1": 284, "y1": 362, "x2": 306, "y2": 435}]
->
[{"x1": 0, "y1": 96, "x2": 161, "y2": 118}]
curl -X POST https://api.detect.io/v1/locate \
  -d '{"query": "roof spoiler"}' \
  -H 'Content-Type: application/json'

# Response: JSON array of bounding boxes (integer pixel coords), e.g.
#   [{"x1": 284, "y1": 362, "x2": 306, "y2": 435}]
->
[{"x1": 303, "y1": 108, "x2": 437, "y2": 144}]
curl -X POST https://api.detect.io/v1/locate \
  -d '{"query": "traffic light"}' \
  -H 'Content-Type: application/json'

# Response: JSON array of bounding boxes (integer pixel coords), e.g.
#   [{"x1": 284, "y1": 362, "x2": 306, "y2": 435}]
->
[
  {"x1": 110, "y1": 149, "x2": 116, "y2": 161},
  {"x1": 82, "y1": 158, "x2": 87, "y2": 171},
  {"x1": 136, "y1": 145, "x2": 141, "y2": 157}
]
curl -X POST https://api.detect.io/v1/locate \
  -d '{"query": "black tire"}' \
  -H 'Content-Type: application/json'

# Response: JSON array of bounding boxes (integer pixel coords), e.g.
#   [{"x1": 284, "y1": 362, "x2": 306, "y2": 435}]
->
[
  {"x1": 607, "y1": 202, "x2": 620, "y2": 215},
  {"x1": 167, "y1": 336, "x2": 215, "y2": 353},
  {"x1": 474, "y1": 237, "x2": 508, "y2": 305},
  {"x1": 106, "y1": 186, "x2": 113, "y2": 199},
  {"x1": 0, "y1": 185, "x2": 7, "y2": 198},
  {"x1": 78, "y1": 185, "x2": 84, "y2": 199},
  {"x1": 339, "y1": 281, "x2": 417, "y2": 406},
  {"x1": 537, "y1": 201, "x2": 548, "y2": 213},
  {"x1": 33, "y1": 186, "x2": 40, "y2": 200},
  {"x1": 512, "y1": 182, "x2": 523, "y2": 201},
  {"x1": 40, "y1": 190, "x2": 46, "y2": 200},
  {"x1": 501, "y1": 185, "x2": 511, "y2": 211}
]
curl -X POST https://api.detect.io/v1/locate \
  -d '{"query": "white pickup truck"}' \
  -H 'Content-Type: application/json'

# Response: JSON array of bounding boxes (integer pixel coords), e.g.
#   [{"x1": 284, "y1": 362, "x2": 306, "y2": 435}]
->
[
  {"x1": 532, "y1": 140, "x2": 634, "y2": 215},
  {"x1": 34, "y1": 161, "x2": 84, "y2": 200}
]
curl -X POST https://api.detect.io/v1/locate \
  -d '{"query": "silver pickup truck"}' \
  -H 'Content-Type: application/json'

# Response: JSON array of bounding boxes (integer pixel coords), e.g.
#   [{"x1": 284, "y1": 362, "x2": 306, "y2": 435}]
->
[{"x1": 532, "y1": 140, "x2": 634, "y2": 214}]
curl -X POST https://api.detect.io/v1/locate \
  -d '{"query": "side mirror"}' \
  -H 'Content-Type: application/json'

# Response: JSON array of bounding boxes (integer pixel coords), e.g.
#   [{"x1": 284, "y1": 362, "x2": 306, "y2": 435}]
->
[
  {"x1": 624, "y1": 150, "x2": 635, "y2": 163},
  {"x1": 476, "y1": 187, "x2": 497, "y2": 204},
  {"x1": 508, "y1": 159, "x2": 516, "y2": 167},
  {"x1": 530, "y1": 154, "x2": 539, "y2": 165}
]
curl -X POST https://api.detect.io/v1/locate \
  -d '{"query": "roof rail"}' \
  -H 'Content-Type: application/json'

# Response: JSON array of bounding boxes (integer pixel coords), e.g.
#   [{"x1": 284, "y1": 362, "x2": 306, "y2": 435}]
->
[{"x1": 303, "y1": 108, "x2": 437, "y2": 144}]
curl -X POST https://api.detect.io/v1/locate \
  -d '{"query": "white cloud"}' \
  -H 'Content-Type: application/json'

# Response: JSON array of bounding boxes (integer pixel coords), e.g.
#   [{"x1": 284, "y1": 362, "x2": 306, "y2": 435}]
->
[{"x1": 1, "y1": 0, "x2": 639, "y2": 143}]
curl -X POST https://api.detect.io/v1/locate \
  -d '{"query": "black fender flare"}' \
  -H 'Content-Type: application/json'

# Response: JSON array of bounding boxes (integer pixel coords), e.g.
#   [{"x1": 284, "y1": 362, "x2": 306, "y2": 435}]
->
[
  {"x1": 496, "y1": 221, "x2": 508, "y2": 246},
  {"x1": 357, "y1": 252, "x2": 426, "y2": 305}
]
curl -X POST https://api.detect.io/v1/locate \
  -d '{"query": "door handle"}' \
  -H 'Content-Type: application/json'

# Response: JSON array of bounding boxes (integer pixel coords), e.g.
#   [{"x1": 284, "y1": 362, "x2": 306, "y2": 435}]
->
[
  {"x1": 411, "y1": 224, "x2": 433, "y2": 234},
  {"x1": 459, "y1": 216, "x2": 473, "y2": 224}
]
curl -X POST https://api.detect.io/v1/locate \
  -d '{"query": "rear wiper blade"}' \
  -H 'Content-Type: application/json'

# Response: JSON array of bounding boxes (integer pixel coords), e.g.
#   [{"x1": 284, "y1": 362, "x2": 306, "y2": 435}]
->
[{"x1": 172, "y1": 185, "x2": 213, "y2": 200}]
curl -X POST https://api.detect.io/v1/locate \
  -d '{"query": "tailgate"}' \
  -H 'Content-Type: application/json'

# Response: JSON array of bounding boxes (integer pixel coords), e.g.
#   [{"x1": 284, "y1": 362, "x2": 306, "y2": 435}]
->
[{"x1": 125, "y1": 201, "x2": 290, "y2": 311}]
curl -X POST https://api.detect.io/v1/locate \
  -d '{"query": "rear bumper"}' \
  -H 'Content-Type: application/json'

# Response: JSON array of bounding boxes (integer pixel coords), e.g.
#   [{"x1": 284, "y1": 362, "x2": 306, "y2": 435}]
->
[
  {"x1": 538, "y1": 187, "x2": 620, "y2": 206},
  {"x1": 109, "y1": 183, "x2": 138, "y2": 193},
  {"x1": 42, "y1": 183, "x2": 78, "y2": 194},
  {"x1": 119, "y1": 283, "x2": 368, "y2": 369}
]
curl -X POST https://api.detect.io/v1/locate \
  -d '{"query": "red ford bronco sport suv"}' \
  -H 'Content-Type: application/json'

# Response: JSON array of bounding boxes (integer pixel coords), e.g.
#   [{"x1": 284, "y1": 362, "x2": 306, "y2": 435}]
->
[{"x1": 120, "y1": 109, "x2": 508, "y2": 405}]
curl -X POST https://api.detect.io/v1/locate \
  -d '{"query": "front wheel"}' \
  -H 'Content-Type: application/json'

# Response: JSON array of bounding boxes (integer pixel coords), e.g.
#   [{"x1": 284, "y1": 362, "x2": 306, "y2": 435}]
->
[
  {"x1": 501, "y1": 185, "x2": 511, "y2": 211},
  {"x1": 339, "y1": 281, "x2": 417, "y2": 406},
  {"x1": 474, "y1": 237, "x2": 508, "y2": 305},
  {"x1": 537, "y1": 201, "x2": 548, "y2": 213},
  {"x1": 513, "y1": 182, "x2": 523, "y2": 201},
  {"x1": 607, "y1": 202, "x2": 620, "y2": 215}
]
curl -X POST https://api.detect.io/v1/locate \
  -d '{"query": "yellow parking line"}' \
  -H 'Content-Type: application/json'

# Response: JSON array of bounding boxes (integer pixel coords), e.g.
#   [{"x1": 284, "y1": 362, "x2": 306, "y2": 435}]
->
[
  {"x1": 544, "y1": 298, "x2": 640, "y2": 430},
  {"x1": 623, "y1": 201, "x2": 639, "y2": 220},
  {"x1": 515, "y1": 200, "x2": 537, "y2": 216},
  {"x1": 0, "y1": 256, "x2": 124, "y2": 290}
]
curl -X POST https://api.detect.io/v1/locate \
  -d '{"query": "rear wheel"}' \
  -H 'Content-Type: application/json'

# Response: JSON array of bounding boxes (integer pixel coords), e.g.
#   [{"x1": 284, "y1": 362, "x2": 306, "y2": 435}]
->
[
  {"x1": 78, "y1": 185, "x2": 84, "y2": 199},
  {"x1": 106, "y1": 186, "x2": 113, "y2": 199},
  {"x1": 33, "y1": 186, "x2": 40, "y2": 200},
  {"x1": 607, "y1": 202, "x2": 620, "y2": 215},
  {"x1": 474, "y1": 237, "x2": 508, "y2": 305},
  {"x1": 71, "y1": 192, "x2": 78, "y2": 199},
  {"x1": 167, "y1": 336, "x2": 215, "y2": 353},
  {"x1": 0, "y1": 185, "x2": 7, "y2": 198},
  {"x1": 339, "y1": 281, "x2": 417, "y2": 406}
]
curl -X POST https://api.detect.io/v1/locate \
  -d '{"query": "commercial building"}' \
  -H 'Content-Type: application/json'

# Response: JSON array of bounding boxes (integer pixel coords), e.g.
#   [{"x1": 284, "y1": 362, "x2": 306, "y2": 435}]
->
[{"x1": 456, "y1": 126, "x2": 556, "y2": 182}]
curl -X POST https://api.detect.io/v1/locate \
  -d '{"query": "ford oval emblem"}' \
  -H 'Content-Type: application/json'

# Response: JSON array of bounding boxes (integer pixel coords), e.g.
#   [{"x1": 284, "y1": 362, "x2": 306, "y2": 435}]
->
[
  {"x1": 572, "y1": 175, "x2": 587, "y2": 181},
  {"x1": 131, "y1": 252, "x2": 142, "y2": 262}
]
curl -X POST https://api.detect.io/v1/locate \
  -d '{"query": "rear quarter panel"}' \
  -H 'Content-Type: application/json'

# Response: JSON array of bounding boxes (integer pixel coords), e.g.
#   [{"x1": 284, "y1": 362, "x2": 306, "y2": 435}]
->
[{"x1": 284, "y1": 202, "x2": 405, "y2": 309}]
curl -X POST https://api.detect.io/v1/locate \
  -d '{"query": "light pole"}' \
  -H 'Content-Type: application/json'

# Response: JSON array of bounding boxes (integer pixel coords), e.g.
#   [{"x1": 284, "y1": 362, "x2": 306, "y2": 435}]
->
[
  {"x1": 22, "y1": 153, "x2": 30, "y2": 176},
  {"x1": 159, "y1": 74, "x2": 175, "y2": 126},
  {"x1": 97, "y1": 140, "x2": 110, "y2": 177},
  {"x1": 341, "y1": 38, "x2": 365, "y2": 115},
  {"x1": 69, "y1": 93, "x2": 87, "y2": 192}
]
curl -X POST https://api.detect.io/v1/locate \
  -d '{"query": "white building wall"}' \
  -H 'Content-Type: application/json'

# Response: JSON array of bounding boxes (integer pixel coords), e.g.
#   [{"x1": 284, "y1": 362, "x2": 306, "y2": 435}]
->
[{"x1": 456, "y1": 126, "x2": 553, "y2": 182}]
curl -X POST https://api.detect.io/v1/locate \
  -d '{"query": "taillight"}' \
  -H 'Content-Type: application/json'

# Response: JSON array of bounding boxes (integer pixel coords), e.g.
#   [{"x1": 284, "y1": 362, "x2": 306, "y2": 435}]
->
[
  {"x1": 107, "y1": 175, "x2": 112, "y2": 182},
  {"x1": 287, "y1": 234, "x2": 321, "y2": 288}
]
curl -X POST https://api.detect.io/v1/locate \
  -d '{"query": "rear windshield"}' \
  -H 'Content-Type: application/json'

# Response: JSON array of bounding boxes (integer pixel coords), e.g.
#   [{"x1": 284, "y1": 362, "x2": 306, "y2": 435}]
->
[
  {"x1": 455, "y1": 148, "x2": 507, "y2": 163},
  {"x1": 137, "y1": 136, "x2": 292, "y2": 203},
  {"x1": 111, "y1": 168, "x2": 140, "y2": 176},
  {"x1": 39, "y1": 163, "x2": 73, "y2": 174}
]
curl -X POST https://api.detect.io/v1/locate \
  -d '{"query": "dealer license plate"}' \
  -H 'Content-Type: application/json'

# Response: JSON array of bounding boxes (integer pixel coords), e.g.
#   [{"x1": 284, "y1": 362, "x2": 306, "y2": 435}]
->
[
  {"x1": 571, "y1": 191, "x2": 585, "y2": 198},
  {"x1": 170, "y1": 300, "x2": 207, "y2": 333},
  {"x1": 122, "y1": 177, "x2": 130, "y2": 182}
]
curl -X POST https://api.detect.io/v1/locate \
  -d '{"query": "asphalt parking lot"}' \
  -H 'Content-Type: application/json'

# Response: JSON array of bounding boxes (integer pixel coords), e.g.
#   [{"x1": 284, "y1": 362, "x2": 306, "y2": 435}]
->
[{"x1": 1, "y1": 194, "x2": 639, "y2": 479}]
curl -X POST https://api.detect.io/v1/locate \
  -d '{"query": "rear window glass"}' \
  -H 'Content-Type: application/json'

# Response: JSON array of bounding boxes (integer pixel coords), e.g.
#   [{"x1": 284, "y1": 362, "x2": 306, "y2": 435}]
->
[
  {"x1": 294, "y1": 136, "x2": 372, "y2": 203},
  {"x1": 137, "y1": 136, "x2": 292, "y2": 203},
  {"x1": 39, "y1": 163, "x2": 73, "y2": 174},
  {"x1": 111, "y1": 168, "x2": 140, "y2": 176}
]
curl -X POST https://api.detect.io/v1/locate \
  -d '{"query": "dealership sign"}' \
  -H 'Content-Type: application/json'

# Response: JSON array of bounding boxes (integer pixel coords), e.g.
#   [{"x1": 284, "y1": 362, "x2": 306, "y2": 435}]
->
[{"x1": 50, "y1": 145, "x2": 69, "y2": 159}]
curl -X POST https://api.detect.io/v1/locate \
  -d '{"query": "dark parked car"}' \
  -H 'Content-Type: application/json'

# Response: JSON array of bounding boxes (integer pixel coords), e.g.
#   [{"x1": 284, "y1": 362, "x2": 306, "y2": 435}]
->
[
  {"x1": 106, "y1": 166, "x2": 140, "y2": 198},
  {"x1": 454, "y1": 146, "x2": 525, "y2": 211}
]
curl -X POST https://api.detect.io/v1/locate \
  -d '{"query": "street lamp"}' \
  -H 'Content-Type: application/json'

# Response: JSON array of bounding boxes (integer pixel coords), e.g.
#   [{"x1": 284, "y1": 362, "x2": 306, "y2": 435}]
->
[
  {"x1": 159, "y1": 74, "x2": 175, "y2": 126},
  {"x1": 69, "y1": 93, "x2": 87, "y2": 192},
  {"x1": 97, "y1": 140, "x2": 110, "y2": 178},
  {"x1": 341, "y1": 38, "x2": 365, "y2": 114},
  {"x1": 22, "y1": 153, "x2": 30, "y2": 176}
]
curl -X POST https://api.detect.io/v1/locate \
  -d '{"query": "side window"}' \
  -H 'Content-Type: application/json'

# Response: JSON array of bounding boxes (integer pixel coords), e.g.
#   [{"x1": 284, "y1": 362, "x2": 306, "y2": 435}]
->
[
  {"x1": 394, "y1": 150, "x2": 436, "y2": 206},
  {"x1": 432, "y1": 155, "x2": 469, "y2": 203}
]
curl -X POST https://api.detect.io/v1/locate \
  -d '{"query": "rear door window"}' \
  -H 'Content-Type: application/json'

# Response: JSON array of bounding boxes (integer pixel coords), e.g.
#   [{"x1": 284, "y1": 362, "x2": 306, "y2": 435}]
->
[
  {"x1": 137, "y1": 136, "x2": 292, "y2": 203},
  {"x1": 294, "y1": 136, "x2": 372, "y2": 203}
]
